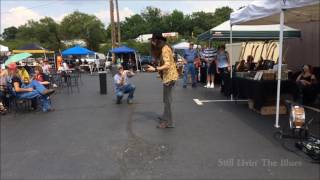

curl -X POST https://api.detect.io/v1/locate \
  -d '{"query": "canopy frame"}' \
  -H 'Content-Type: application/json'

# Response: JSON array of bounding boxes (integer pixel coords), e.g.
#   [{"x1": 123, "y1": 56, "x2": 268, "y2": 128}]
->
[{"x1": 230, "y1": 0, "x2": 320, "y2": 128}]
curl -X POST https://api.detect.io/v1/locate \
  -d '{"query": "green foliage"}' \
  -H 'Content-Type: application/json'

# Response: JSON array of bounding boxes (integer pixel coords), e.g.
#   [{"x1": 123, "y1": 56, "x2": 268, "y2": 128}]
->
[
  {"x1": 123, "y1": 40, "x2": 150, "y2": 55},
  {"x1": 2, "y1": 26, "x2": 18, "y2": 40},
  {"x1": 0, "y1": 39, "x2": 35, "y2": 50},
  {"x1": 60, "y1": 11, "x2": 107, "y2": 51}
]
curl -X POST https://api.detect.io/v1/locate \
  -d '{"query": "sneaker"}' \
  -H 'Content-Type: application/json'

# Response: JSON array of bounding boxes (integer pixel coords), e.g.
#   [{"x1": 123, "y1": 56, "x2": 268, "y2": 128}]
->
[
  {"x1": 210, "y1": 83, "x2": 214, "y2": 88},
  {"x1": 116, "y1": 97, "x2": 122, "y2": 104},
  {"x1": 42, "y1": 89, "x2": 55, "y2": 96},
  {"x1": 53, "y1": 84, "x2": 58, "y2": 88},
  {"x1": 204, "y1": 83, "x2": 210, "y2": 88},
  {"x1": 127, "y1": 99, "x2": 133, "y2": 104}
]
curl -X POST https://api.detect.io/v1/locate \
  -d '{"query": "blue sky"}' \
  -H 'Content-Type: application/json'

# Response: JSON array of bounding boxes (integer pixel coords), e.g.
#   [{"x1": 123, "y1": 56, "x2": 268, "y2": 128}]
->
[{"x1": 1, "y1": 0, "x2": 253, "y2": 33}]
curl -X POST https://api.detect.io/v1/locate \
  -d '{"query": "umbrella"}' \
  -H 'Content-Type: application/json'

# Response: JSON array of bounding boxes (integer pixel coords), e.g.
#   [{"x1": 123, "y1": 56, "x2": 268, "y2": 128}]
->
[{"x1": 4, "y1": 53, "x2": 32, "y2": 66}]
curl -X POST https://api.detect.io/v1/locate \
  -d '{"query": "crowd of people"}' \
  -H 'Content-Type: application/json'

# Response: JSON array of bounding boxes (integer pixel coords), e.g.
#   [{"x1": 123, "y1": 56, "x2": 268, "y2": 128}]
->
[
  {"x1": 181, "y1": 43, "x2": 231, "y2": 92},
  {"x1": 0, "y1": 59, "x2": 56, "y2": 115}
]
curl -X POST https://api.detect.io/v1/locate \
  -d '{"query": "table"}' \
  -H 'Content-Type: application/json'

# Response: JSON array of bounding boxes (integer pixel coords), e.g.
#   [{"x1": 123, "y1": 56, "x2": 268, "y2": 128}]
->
[{"x1": 231, "y1": 77, "x2": 296, "y2": 110}]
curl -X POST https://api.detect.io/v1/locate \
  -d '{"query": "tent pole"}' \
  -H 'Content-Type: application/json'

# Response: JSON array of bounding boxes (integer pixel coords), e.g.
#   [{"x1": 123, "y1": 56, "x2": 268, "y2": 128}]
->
[
  {"x1": 53, "y1": 53, "x2": 56, "y2": 71},
  {"x1": 230, "y1": 25, "x2": 233, "y2": 101},
  {"x1": 135, "y1": 52, "x2": 139, "y2": 72},
  {"x1": 275, "y1": 10, "x2": 284, "y2": 129}
]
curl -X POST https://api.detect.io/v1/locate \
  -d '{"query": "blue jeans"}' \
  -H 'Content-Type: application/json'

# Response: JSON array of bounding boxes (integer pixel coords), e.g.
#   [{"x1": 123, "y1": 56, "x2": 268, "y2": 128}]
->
[
  {"x1": 0, "y1": 91, "x2": 4, "y2": 103},
  {"x1": 116, "y1": 84, "x2": 136, "y2": 100},
  {"x1": 18, "y1": 81, "x2": 51, "y2": 112},
  {"x1": 183, "y1": 63, "x2": 196, "y2": 86},
  {"x1": 23, "y1": 80, "x2": 46, "y2": 94}
]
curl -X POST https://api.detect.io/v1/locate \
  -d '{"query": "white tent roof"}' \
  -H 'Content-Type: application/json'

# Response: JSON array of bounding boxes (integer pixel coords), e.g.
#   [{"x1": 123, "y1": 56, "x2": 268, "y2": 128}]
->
[
  {"x1": 212, "y1": 20, "x2": 300, "y2": 32},
  {"x1": 0, "y1": 44, "x2": 9, "y2": 52},
  {"x1": 230, "y1": 0, "x2": 320, "y2": 25},
  {"x1": 172, "y1": 42, "x2": 200, "y2": 50}
]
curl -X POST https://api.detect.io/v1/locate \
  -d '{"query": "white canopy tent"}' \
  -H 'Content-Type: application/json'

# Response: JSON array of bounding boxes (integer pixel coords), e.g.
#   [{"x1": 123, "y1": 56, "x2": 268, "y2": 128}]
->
[
  {"x1": 172, "y1": 42, "x2": 200, "y2": 50},
  {"x1": 0, "y1": 44, "x2": 9, "y2": 52},
  {"x1": 198, "y1": 20, "x2": 301, "y2": 41},
  {"x1": 230, "y1": 0, "x2": 320, "y2": 128}
]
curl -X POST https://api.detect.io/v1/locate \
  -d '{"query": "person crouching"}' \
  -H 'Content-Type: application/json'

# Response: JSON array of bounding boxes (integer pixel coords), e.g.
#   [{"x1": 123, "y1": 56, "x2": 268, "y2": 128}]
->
[{"x1": 114, "y1": 65, "x2": 136, "y2": 104}]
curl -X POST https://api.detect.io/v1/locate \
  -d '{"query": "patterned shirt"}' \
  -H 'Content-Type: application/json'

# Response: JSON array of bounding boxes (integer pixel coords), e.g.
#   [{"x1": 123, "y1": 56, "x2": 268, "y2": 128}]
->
[
  {"x1": 160, "y1": 45, "x2": 179, "y2": 84},
  {"x1": 200, "y1": 48, "x2": 217, "y2": 63}
]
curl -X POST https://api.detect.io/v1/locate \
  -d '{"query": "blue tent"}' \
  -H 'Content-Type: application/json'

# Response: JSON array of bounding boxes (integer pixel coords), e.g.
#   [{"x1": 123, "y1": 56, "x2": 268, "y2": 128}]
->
[
  {"x1": 62, "y1": 45, "x2": 94, "y2": 56},
  {"x1": 110, "y1": 46, "x2": 135, "y2": 54}
]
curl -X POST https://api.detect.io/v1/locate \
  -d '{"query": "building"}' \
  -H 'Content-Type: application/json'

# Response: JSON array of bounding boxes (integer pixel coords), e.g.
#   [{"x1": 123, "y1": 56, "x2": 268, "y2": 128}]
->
[{"x1": 135, "y1": 32, "x2": 179, "y2": 43}]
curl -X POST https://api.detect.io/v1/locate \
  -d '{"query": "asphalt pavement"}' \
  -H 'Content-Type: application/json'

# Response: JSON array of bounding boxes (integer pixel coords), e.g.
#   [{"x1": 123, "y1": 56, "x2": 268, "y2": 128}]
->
[{"x1": 1, "y1": 72, "x2": 319, "y2": 180}]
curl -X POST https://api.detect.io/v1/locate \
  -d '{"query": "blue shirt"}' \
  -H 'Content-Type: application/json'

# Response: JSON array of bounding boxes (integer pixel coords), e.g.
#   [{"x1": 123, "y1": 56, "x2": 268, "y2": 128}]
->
[
  {"x1": 184, "y1": 49, "x2": 198, "y2": 63},
  {"x1": 216, "y1": 51, "x2": 229, "y2": 68}
]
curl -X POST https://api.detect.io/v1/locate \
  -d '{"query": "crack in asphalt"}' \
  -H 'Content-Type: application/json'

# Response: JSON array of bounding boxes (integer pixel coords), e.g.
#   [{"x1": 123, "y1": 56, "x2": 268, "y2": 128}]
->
[{"x1": 116, "y1": 105, "x2": 171, "y2": 179}]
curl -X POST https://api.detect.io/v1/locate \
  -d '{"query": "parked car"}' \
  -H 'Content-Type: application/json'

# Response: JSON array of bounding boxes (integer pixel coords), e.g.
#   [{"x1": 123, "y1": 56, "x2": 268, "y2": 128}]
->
[{"x1": 140, "y1": 55, "x2": 153, "y2": 65}]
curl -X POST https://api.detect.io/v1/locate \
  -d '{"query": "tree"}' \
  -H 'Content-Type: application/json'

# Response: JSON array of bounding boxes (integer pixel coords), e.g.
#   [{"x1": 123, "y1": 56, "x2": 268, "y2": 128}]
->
[
  {"x1": 120, "y1": 14, "x2": 148, "y2": 40},
  {"x1": 2, "y1": 26, "x2": 18, "y2": 40},
  {"x1": 141, "y1": 7, "x2": 166, "y2": 33},
  {"x1": 60, "y1": 11, "x2": 106, "y2": 51},
  {"x1": 213, "y1": 6, "x2": 233, "y2": 22},
  {"x1": 36, "y1": 17, "x2": 62, "y2": 50},
  {"x1": 14, "y1": 18, "x2": 62, "y2": 50},
  {"x1": 163, "y1": 10, "x2": 185, "y2": 34}
]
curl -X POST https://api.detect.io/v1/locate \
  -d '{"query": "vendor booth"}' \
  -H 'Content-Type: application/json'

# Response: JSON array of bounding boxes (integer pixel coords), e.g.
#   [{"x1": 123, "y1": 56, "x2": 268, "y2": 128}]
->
[
  {"x1": 0, "y1": 44, "x2": 9, "y2": 53},
  {"x1": 12, "y1": 43, "x2": 55, "y2": 67},
  {"x1": 13, "y1": 43, "x2": 54, "y2": 54},
  {"x1": 198, "y1": 20, "x2": 301, "y2": 41},
  {"x1": 62, "y1": 45, "x2": 94, "y2": 56},
  {"x1": 0, "y1": 45, "x2": 9, "y2": 64},
  {"x1": 230, "y1": 0, "x2": 320, "y2": 128},
  {"x1": 172, "y1": 42, "x2": 200, "y2": 50},
  {"x1": 109, "y1": 46, "x2": 139, "y2": 71},
  {"x1": 198, "y1": 20, "x2": 301, "y2": 64},
  {"x1": 62, "y1": 45, "x2": 95, "y2": 73}
]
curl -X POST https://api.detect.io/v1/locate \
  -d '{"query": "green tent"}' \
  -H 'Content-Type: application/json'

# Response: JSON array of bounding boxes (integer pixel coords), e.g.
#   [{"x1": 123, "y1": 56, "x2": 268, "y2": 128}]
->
[{"x1": 198, "y1": 20, "x2": 301, "y2": 41}]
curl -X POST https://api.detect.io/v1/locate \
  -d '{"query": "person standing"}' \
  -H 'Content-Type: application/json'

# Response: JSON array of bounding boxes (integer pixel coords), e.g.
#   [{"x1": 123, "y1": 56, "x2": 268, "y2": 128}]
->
[
  {"x1": 215, "y1": 44, "x2": 230, "y2": 92},
  {"x1": 201, "y1": 45, "x2": 217, "y2": 88},
  {"x1": 114, "y1": 64, "x2": 136, "y2": 104},
  {"x1": 183, "y1": 42, "x2": 198, "y2": 88},
  {"x1": 42, "y1": 59, "x2": 51, "y2": 75},
  {"x1": 147, "y1": 33, "x2": 179, "y2": 129}
]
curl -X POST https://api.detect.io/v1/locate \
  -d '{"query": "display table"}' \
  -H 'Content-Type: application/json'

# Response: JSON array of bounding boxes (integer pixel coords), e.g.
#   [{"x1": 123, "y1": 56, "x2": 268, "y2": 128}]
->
[{"x1": 231, "y1": 77, "x2": 295, "y2": 110}]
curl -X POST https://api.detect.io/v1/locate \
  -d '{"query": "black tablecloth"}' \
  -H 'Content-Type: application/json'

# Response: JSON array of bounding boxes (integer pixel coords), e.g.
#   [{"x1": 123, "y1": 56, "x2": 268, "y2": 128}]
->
[{"x1": 229, "y1": 77, "x2": 295, "y2": 110}]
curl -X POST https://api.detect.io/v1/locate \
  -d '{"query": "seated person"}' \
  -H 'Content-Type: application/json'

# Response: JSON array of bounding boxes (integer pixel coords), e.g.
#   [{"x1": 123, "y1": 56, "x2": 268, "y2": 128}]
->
[
  {"x1": 114, "y1": 65, "x2": 135, "y2": 104},
  {"x1": 0, "y1": 68, "x2": 8, "y2": 114},
  {"x1": 236, "y1": 60, "x2": 246, "y2": 72},
  {"x1": 295, "y1": 64, "x2": 318, "y2": 104},
  {"x1": 255, "y1": 58, "x2": 264, "y2": 71},
  {"x1": 7, "y1": 63, "x2": 55, "y2": 112},
  {"x1": 34, "y1": 66, "x2": 50, "y2": 86},
  {"x1": 245, "y1": 55, "x2": 255, "y2": 71},
  {"x1": 18, "y1": 66, "x2": 30, "y2": 81}
]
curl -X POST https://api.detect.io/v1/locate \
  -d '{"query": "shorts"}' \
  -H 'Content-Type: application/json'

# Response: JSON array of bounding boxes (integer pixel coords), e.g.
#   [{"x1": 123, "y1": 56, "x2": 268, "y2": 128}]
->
[
  {"x1": 207, "y1": 62, "x2": 216, "y2": 75},
  {"x1": 217, "y1": 67, "x2": 229, "y2": 74}
]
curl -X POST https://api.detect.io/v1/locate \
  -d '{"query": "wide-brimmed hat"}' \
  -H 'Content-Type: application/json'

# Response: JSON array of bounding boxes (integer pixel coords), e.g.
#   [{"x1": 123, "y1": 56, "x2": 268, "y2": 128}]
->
[{"x1": 149, "y1": 32, "x2": 167, "y2": 41}]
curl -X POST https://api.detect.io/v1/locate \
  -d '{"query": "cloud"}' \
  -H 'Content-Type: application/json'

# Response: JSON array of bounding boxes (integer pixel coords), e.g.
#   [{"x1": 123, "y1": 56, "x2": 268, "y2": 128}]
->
[
  {"x1": 179, "y1": 1, "x2": 252, "y2": 13},
  {"x1": 1, "y1": 6, "x2": 43, "y2": 31},
  {"x1": 53, "y1": 13, "x2": 68, "y2": 23},
  {"x1": 94, "y1": 7, "x2": 135, "y2": 26}
]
